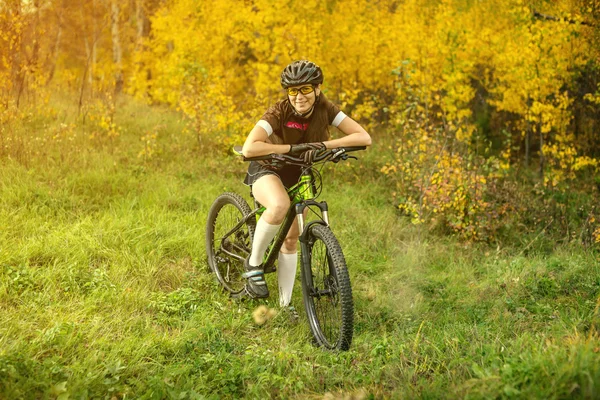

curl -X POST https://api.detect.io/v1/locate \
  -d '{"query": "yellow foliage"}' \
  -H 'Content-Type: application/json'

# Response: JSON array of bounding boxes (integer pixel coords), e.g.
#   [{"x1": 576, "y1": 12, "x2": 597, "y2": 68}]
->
[
  {"x1": 129, "y1": 0, "x2": 595, "y2": 164},
  {"x1": 87, "y1": 95, "x2": 123, "y2": 140},
  {"x1": 2, "y1": 0, "x2": 598, "y2": 240},
  {"x1": 138, "y1": 131, "x2": 159, "y2": 160},
  {"x1": 384, "y1": 110, "x2": 493, "y2": 240}
]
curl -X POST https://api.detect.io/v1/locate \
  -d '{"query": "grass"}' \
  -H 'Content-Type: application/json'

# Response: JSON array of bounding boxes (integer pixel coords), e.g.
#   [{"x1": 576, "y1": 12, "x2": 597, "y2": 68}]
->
[{"x1": 0, "y1": 95, "x2": 599, "y2": 399}]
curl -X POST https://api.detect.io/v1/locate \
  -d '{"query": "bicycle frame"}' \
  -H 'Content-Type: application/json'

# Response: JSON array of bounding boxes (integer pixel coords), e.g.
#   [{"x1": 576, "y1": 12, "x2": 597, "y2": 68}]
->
[
  {"x1": 250, "y1": 170, "x2": 330, "y2": 274},
  {"x1": 218, "y1": 145, "x2": 364, "y2": 274}
]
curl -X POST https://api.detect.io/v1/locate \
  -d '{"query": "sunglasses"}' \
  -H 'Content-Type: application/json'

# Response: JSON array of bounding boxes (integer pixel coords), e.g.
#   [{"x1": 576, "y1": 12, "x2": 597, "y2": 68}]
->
[{"x1": 286, "y1": 85, "x2": 315, "y2": 96}]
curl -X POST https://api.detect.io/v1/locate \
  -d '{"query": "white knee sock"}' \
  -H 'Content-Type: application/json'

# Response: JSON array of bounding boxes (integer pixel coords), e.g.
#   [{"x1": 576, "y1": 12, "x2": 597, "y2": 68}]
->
[
  {"x1": 249, "y1": 217, "x2": 281, "y2": 267},
  {"x1": 278, "y1": 252, "x2": 298, "y2": 307}
]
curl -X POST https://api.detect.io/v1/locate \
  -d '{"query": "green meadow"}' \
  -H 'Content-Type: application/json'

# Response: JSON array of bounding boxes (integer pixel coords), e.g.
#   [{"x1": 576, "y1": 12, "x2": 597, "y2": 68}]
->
[{"x1": 1, "y1": 98, "x2": 599, "y2": 399}]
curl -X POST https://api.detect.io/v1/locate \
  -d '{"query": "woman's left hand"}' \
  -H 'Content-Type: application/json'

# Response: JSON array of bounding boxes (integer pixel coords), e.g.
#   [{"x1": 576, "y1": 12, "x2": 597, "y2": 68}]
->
[{"x1": 288, "y1": 142, "x2": 326, "y2": 155}]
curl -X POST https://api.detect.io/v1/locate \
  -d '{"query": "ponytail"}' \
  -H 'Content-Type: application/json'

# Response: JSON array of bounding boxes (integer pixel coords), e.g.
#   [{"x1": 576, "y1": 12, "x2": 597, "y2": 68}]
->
[{"x1": 303, "y1": 93, "x2": 330, "y2": 143}]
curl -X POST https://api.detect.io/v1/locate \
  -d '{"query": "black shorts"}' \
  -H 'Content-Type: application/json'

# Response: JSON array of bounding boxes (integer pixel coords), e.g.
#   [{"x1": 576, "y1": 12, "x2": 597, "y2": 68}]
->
[{"x1": 243, "y1": 161, "x2": 303, "y2": 189}]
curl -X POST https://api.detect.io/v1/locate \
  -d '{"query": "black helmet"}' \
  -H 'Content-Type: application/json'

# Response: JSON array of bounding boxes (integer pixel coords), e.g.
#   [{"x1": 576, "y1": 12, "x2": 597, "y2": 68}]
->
[{"x1": 280, "y1": 60, "x2": 323, "y2": 88}]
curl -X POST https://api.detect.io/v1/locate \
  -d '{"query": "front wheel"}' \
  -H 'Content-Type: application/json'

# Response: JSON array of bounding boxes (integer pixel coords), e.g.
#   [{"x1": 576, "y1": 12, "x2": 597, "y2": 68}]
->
[
  {"x1": 206, "y1": 192, "x2": 255, "y2": 296},
  {"x1": 300, "y1": 224, "x2": 354, "y2": 350}
]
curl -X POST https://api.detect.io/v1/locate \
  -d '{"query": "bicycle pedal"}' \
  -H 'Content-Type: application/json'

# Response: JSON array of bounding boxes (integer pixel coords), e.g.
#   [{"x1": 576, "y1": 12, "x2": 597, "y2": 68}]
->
[{"x1": 231, "y1": 287, "x2": 251, "y2": 300}]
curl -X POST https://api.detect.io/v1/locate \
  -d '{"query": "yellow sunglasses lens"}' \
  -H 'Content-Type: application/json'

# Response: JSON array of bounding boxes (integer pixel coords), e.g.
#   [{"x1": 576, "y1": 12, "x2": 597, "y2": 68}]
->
[{"x1": 287, "y1": 86, "x2": 314, "y2": 96}]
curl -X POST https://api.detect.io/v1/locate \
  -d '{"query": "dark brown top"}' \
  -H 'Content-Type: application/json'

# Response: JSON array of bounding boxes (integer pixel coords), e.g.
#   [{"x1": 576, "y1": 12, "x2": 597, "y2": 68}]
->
[{"x1": 258, "y1": 98, "x2": 346, "y2": 145}]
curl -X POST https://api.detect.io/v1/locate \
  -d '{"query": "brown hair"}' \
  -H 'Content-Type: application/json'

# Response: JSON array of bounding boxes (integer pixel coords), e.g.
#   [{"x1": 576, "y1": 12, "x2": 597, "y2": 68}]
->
[{"x1": 304, "y1": 92, "x2": 331, "y2": 143}]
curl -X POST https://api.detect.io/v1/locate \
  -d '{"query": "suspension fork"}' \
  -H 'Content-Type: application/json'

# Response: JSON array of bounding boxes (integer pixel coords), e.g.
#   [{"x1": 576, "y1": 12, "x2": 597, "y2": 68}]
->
[{"x1": 295, "y1": 200, "x2": 329, "y2": 234}]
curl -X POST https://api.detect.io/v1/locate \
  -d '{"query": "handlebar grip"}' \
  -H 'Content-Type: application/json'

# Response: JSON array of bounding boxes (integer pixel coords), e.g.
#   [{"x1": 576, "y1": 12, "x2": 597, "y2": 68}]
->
[{"x1": 340, "y1": 146, "x2": 367, "y2": 151}]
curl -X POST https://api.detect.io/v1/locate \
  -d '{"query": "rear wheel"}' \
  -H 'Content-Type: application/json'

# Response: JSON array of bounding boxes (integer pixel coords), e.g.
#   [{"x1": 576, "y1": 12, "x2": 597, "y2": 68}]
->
[
  {"x1": 206, "y1": 192, "x2": 255, "y2": 296},
  {"x1": 300, "y1": 224, "x2": 353, "y2": 350}
]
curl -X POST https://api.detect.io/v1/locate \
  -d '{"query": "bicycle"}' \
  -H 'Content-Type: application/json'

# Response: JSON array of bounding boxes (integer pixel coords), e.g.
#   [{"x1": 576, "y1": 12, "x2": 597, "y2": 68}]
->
[{"x1": 205, "y1": 145, "x2": 365, "y2": 350}]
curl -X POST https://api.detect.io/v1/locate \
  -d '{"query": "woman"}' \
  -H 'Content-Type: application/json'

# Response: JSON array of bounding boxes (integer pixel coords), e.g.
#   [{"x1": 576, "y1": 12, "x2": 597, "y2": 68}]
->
[{"x1": 241, "y1": 60, "x2": 371, "y2": 305}]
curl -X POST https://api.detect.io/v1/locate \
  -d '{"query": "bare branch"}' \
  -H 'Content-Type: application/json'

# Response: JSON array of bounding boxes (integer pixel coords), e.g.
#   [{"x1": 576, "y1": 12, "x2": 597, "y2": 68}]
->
[{"x1": 533, "y1": 10, "x2": 594, "y2": 27}]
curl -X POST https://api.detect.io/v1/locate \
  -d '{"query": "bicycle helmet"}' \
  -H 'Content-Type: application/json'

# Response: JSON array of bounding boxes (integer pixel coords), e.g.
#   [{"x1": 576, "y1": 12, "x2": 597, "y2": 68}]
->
[{"x1": 280, "y1": 60, "x2": 324, "y2": 88}]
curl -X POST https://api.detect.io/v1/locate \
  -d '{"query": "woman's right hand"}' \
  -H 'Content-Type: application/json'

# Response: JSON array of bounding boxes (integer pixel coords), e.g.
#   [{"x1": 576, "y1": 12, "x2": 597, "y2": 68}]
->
[{"x1": 288, "y1": 142, "x2": 326, "y2": 163}]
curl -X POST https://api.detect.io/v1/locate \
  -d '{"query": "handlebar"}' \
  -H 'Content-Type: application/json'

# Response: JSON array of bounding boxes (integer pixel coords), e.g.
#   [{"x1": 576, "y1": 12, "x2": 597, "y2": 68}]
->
[{"x1": 233, "y1": 145, "x2": 366, "y2": 166}]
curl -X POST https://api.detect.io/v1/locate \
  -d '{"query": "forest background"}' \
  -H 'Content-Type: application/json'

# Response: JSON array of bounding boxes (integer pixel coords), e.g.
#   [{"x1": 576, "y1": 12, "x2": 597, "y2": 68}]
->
[{"x1": 1, "y1": 0, "x2": 600, "y2": 398}]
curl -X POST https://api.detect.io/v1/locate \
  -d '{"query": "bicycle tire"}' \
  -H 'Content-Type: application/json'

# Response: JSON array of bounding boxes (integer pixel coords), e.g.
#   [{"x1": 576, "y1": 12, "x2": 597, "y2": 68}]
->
[
  {"x1": 300, "y1": 224, "x2": 354, "y2": 350},
  {"x1": 206, "y1": 192, "x2": 256, "y2": 296}
]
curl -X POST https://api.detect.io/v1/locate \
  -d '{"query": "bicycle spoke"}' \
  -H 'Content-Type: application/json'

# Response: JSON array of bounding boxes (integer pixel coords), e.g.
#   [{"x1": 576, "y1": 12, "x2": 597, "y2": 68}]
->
[
  {"x1": 310, "y1": 238, "x2": 342, "y2": 346},
  {"x1": 301, "y1": 224, "x2": 353, "y2": 350},
  {"x1": 206, "y1": 193, "x2": 255, "y2": 295}
]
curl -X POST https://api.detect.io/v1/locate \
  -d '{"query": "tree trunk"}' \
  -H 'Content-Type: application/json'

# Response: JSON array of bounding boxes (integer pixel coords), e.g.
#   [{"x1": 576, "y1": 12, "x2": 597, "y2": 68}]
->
[
  {"x1": 12, "y1": 1, "x2": 25, "y2": 108},
  {"x1": 90, "y1": 0, "x2": 97, "y2": 91},
  {"x1": 32, "y1": 0, "x2": 40, "y2": 68},
  {"x1": 30, "y1": 0, "x2": 41, "y2": 106},
  {"x1": 525, "y1": 123, "x2": 530, "y2": 168},
  {"x1": 135, "y1": 0, "x2": 147, "y2": 52},
  {"x1": 111, "y1": 0, "x2": 123, "y2": 94},
  {"x1": 538, "y1": 123, "x2": 544, "y2": 181},
  {"x1": 135, "y1": 0, "x2": 153, "y2": 93},
  {"x1": 46, "y1": 10, "x2": 63, "y2": 86},
  {"x1": 78, "y1": 0, "x2": 91, "y2": 113}
]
